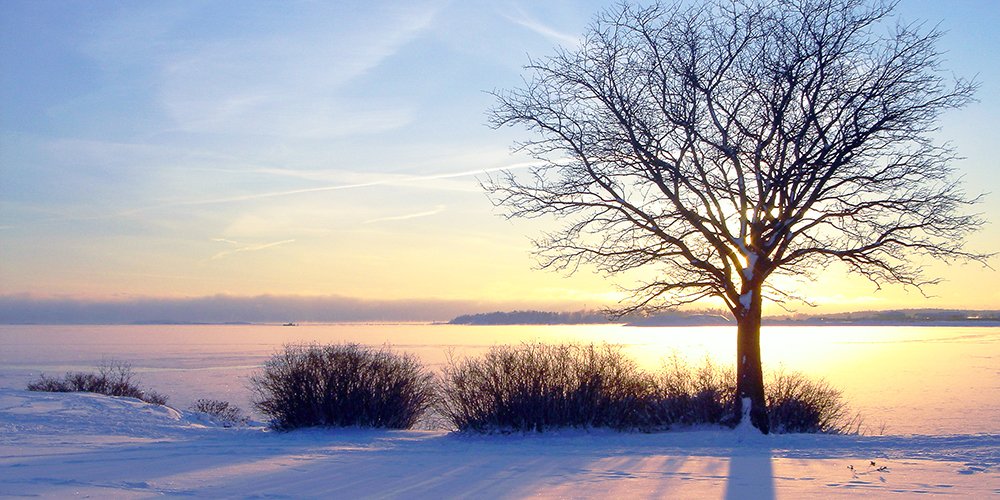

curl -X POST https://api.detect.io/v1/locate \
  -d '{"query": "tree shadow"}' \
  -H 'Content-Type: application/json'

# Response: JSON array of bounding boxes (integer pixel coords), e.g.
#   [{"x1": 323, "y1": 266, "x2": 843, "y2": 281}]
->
[{"x1": 724, "y1": 448, "x2": 776, "y2": 500}]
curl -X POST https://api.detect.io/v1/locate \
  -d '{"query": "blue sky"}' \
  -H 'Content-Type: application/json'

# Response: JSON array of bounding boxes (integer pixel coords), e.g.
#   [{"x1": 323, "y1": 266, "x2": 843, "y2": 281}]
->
[{"x1": 1, "y1": 0, "x2": 998, "y2": 317}]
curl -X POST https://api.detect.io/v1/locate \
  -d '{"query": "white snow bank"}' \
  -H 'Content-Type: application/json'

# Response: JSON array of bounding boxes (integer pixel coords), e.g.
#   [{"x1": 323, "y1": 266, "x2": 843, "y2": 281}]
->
[
  {"x1": 1, "y1": 389, "x2": 996, "y2": 498},
  {"x1": 0, "y1": 388, "x2": 244, "y2": 440}
]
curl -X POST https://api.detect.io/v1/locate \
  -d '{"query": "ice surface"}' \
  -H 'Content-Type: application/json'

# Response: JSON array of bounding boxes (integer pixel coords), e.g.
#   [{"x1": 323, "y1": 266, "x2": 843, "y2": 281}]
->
[{"x1": 1, "y1": 324, "x2": 998, "y2": 435}]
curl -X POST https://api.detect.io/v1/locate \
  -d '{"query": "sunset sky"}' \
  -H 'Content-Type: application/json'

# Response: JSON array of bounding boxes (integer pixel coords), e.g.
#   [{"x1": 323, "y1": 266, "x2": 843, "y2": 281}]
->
[{"x1": 1, "y1": 0, "x2": 998, "y2": 319}]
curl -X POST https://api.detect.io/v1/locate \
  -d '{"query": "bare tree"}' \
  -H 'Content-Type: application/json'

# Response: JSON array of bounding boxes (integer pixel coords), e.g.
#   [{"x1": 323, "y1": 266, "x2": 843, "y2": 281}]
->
[{"x1": 485, "y1": 0, "x2": 988, "y2": 433}]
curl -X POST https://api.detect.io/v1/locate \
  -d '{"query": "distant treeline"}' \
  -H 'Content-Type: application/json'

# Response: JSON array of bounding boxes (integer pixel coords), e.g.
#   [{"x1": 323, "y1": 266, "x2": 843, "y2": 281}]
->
[
  {"x1": 770, "y1": 309, "x2": 1000, "y2": 325},
  {"x1": 450, "y1": 310, "x2": 613, "y2": 325},
  {"x1": 449, "y1": 309, "x2": 734, "y2": 326},
  {"x1": 450, "y1": 308, "x2": 1000, "y2": 326}
]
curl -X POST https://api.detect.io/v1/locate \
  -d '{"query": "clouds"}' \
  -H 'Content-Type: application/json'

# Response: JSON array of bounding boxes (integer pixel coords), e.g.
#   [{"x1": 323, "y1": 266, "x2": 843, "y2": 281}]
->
[
  {"x1": 155, "y1": 2, "x2": 441, "y2": 139},
  {"x1": 364, "y1": 205, "x2": 446, "y2": 224},
  {"x1": 150, "y1": 162, "x2": 537, "y2": 209},
  {"x1": 3, "y1": 0, "x2": 996, "y2": 313},
  {"x1": 0, "y1": 292, "x2": 596, "y2": 324},
  {"x1": 0, "y1": 1, "x2": 606, "y2": 306},
  {"x1": 209, "y1": 238, "x2": 296, "y2": 261},
  {"x1": 501, "y1": 5, "x2": 581, "y2": 48},
  {"x1": 0, "y1": 294, "x2": 484, "y2": 323}
]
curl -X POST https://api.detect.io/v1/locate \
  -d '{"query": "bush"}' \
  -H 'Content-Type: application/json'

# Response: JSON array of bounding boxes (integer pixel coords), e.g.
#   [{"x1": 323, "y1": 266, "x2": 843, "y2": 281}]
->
[
  {"x1": 437, "y1": 343, "x2": 657, "y2": 432},
  {"x1": 138, "y1": 389, "x2": 169, "y2": 406},
  {"x1": 765, "y1": 370, "x2": 851, "y2": 434},
  {"x1": 249, "y1": 343, "x2": 434, "y2": 430},
  {"x1": 650, "y1": 356, "x2": 736, "y2": 427},
  {"x1": 436, "y1": 345, "x2": 855, "y2": 434},
  {"x1": 190, "y1": 399, "x2": 249, "y2": 427},
  {"x1": 650, "y1": 358, "x2": 853, "y2": 434},
  {"x1": 26, "y1": 360, "x2": 168, "y2": 405}
]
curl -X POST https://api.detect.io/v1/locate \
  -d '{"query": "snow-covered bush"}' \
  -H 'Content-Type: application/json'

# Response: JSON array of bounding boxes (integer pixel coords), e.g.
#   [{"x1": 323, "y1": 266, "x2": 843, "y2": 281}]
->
[
  {"x1": 250, "y1": 344, "x2": 434, "y2": 430},
  {"x1": 190, "y1": 399, "x2": 249, "y2": 427},
  {"x1": 437, "y1": 343, "x2": 657, "y2": 432},
  {"x1": 27, "y1": 360, "x2": 168, "y2": 405}
]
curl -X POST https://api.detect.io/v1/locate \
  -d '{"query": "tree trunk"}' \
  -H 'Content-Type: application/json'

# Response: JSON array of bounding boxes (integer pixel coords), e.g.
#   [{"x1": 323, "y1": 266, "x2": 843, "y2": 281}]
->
[{"x1": 735, "y1": 285, "x2": 769, "y2": 434}]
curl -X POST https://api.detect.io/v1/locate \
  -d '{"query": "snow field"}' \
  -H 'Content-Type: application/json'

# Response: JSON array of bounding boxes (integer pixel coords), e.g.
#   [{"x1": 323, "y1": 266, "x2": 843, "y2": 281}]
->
[{"x1": 1, "y1": 389, "x2": 996, "y2": 498}]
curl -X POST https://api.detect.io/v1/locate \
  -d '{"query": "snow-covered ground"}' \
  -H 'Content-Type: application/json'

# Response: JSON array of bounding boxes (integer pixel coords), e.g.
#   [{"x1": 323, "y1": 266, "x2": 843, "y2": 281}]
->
[{"x1": 1, "y1": 389, "x2": 996, "y2": 498}]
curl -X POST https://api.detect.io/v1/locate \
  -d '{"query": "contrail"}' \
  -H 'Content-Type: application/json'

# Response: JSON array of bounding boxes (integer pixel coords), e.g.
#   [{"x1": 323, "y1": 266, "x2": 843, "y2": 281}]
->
[
  {"x1": 363, "y1": 205, "x2": 446, "y2": 224},
  {"x1": 122, "y1": 162, "x2": 540, "y2": 214},
  {"x1": 8, "y1": 161, "x2": 540, "y2": 228},
  {"x1": 210, "y1": 239, "x2": 296, "y2": 260}
]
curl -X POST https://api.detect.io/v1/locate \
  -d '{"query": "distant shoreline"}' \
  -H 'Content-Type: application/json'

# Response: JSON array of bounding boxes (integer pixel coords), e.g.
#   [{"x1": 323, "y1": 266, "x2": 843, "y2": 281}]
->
[
  {"x1": 2, "y1": 317, "x2": 999, "y2": 328},
  {"x1": 448, "y1": 308, "x2": 1000, "y2": 327}
]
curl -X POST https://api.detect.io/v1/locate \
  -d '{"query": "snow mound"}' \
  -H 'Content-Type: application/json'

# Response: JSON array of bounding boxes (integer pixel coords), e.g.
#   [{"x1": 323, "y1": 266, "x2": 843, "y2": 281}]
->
[{"x1": 0, "y1": 388, "x2": 251, "y2": 441}]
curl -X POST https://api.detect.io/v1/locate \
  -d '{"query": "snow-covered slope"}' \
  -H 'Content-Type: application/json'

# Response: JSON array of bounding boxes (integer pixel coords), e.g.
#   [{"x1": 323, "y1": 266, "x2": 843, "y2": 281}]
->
[{"x1": 1, "y1": 389, "x2": 996, "y2": 498}]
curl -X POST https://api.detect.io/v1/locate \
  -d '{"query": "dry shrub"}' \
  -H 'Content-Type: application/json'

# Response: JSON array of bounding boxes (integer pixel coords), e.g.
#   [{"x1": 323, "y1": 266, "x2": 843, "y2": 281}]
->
[
  {"x1": 651, "y1": 356, "x2": 736, "y2": 427},
  {"x1": 250, "y1": 343, "x2": 434, "y2": 430},
  {"x1": 26, "y1": 360, "x2": 167, "y2": 405},
  {"x1": 765, "y1": 370, "x2": 852, "y2": 434},
  {"x1": 652, "y1": 358, "x2": 855, "y2": 434},
  {"x1": 437, "y1": 343, "x2": 657, "y2": 432},
  {"x1": 437, "y1": 345, "x2": 855, "y2": 434},
  {"x1": 190, "y1": 399, "x2": 249, "y2": 427}
]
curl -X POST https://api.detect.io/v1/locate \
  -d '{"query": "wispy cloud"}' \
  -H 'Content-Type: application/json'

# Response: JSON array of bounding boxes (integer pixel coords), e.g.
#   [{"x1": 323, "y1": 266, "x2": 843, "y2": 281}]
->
[
  {"x1": 127, "y1": 162, "x2": 540, "y2": 212},
  {"x1": 0, "y1": 294, "x2": 551, "y2": 323},
  {"x1": 156, "y1": 3, "x2": 441, "y2": 138},
  {"x1": 502, "y1": 6, "x2": 580, "y2": 47},
  {"x1": 364, "y1": 205, "x2": 446, "y2": 224},
  {"x1": 1, "y1": 160, "x2": 540, "y2": 229},
  {"x1": 209, "y1": 238, "x2": 296, "y2": 260}
]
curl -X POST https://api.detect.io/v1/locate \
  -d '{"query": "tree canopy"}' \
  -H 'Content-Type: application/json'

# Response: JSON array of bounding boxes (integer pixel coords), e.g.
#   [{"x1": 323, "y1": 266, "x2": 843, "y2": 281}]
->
[{"x1": 487, "y1": 0, "x2": 987, "y2": 316}]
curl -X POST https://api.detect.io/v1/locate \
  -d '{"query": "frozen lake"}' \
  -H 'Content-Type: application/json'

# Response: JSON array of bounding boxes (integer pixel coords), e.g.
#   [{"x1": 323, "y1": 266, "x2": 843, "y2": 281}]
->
[{"x1": 1, "y1": 323, "x2": 997, "y2": 435}]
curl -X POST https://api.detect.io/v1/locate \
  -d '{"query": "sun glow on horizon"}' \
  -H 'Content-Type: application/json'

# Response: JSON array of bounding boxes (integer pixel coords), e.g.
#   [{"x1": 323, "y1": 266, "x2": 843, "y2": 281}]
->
[{"x1": 0, "y1": 1, "x2": 997, "y2": 316}]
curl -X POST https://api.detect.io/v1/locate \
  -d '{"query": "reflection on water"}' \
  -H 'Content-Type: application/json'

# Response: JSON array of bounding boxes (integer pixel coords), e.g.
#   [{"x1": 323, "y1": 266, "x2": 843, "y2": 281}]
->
[{"x1": 0, "y1": 324, "x2": 997, "y2": 435}]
